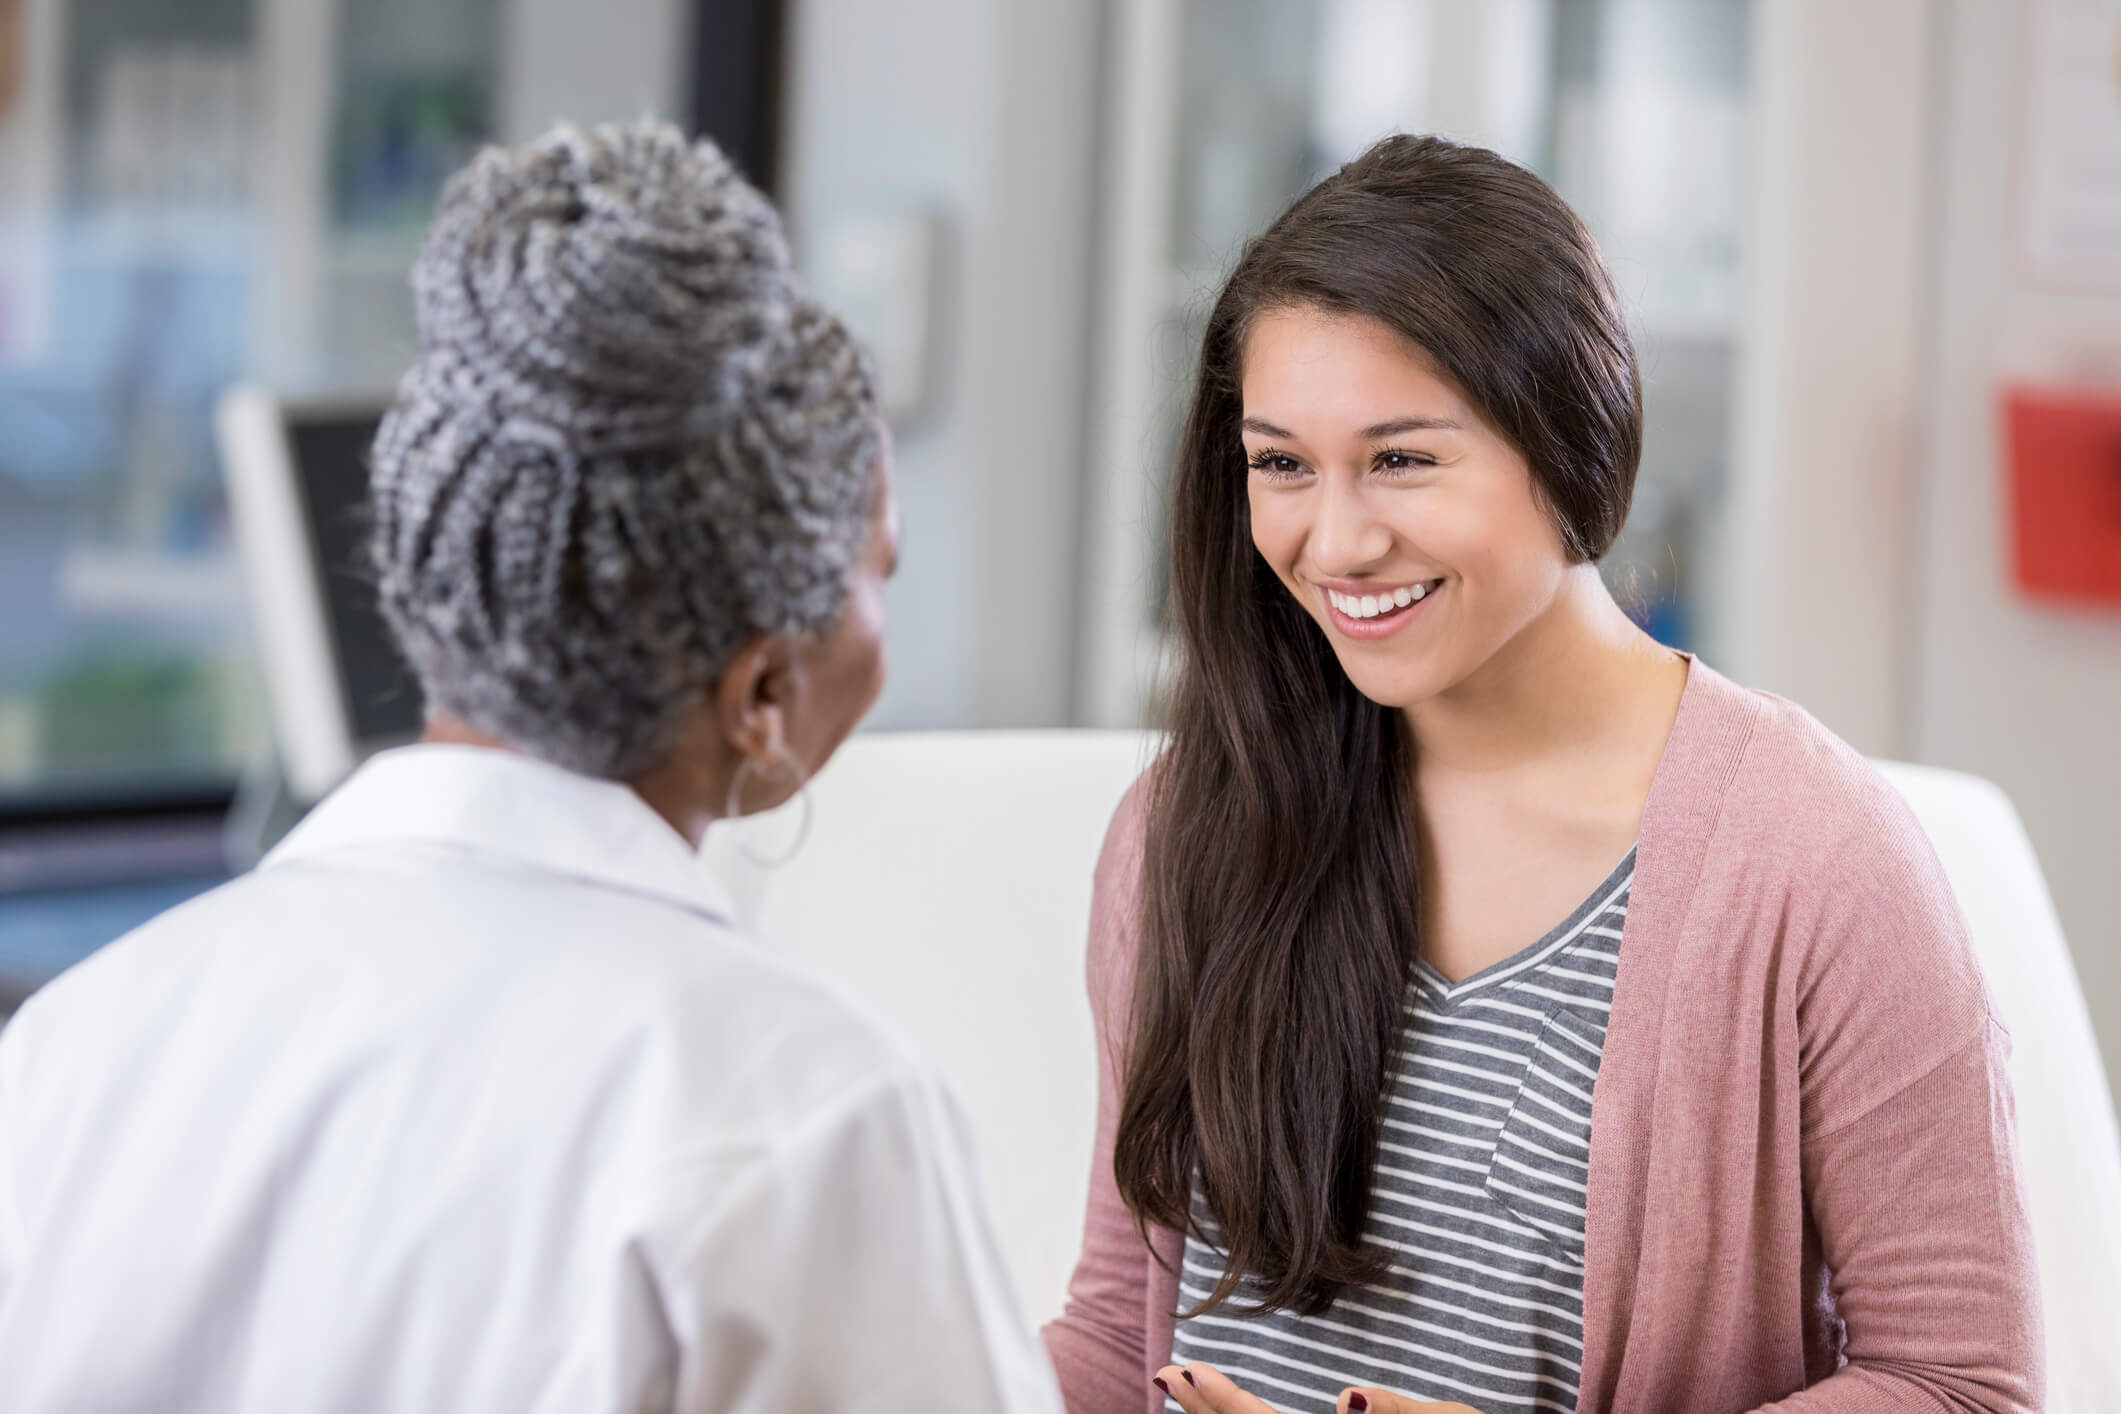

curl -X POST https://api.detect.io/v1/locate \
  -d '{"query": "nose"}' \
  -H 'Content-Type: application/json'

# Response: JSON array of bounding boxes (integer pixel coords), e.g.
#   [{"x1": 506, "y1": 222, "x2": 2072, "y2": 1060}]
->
[{"x1": 1308, "y1": 472, "x2": 1395, "y2": 576}]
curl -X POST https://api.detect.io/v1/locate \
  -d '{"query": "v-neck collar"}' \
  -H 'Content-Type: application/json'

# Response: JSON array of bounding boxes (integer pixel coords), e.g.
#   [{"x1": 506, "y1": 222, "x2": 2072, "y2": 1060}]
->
[{"x1": 1413, "y1": 845, "x2": 1637, "y2": 1008}]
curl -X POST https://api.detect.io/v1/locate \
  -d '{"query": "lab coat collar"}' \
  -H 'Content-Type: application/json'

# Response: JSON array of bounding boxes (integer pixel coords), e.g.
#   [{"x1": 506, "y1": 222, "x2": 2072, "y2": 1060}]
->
[{"x1": 265, "y1": 744, "x2": 737, "y2": 927}]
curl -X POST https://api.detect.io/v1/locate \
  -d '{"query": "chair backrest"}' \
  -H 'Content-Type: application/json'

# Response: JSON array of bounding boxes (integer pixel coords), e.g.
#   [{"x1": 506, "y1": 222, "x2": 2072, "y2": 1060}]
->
[
  {"x1": 705, "y1": 730, "x2": 1158, "y2": 1320},
  {"x1": 1868, "y1": 761, "x2": 2121, "y2": 1411},
  {"x1": 711, "y1": 733, "x2": 2120, "y2": 1406}
]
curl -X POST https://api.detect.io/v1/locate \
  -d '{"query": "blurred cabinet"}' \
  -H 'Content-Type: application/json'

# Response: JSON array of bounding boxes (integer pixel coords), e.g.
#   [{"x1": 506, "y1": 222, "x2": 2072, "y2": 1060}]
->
[{"x1": 1078, "y1": 0, "x2": 1750, "y2": 726}]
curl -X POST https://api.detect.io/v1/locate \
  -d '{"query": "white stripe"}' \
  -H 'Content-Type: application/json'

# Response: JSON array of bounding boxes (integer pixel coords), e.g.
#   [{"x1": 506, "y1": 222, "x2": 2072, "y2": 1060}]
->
[
  {"x1": 1518, "y1": 1082, "x2": 1595, "y2": 1133},
  {"x1": 1510, "y1": 1093, "x2": 1594, "y2": 1153},
  {"x1": 1400, "y1": 1075, "x2": 1514, "y2": 1112},
  {"x1": 1376, "y1": 1242, "x2": 1589, "y2": 1304},
  {"x1": 1417, "y1": 1053, "x2": 1529, "y2": 1089},
  {"x1": 1367, "y1": 1270, "x2": 1580, "y2": 1325},
  {"x1": 1490, "y1": 1148, "x2": 1590, "y2": 1197},
  {"x1": 1364, "y1": 1185, "x2": 1561, "y2": 1248},
  {"x1": 1365, "y1": 1213, "x2": 1587, "y2": 1287},
  {"x1": 1328, "y1": 1298, "x2": 1585, "y2": 1375},
  {"x1": 1544, "y1": 1015, "x2": 1607, "y2": 1051},
  {"x1": 1373, "y1": 1145, "x2": 1490, "y2": 1178},
  {"x1": 1387, "y1": 1172, "x2": 1497, "y2": 1204},
  {"x1": 1336, "y1": 1285, "x2": 1585, "y2": 1353},
  {"x1": 1515, "y1": 981, "x2": 1613, "y2": 1013},
  {"x1": 1179, "y1": 1264, "x2": 1587, "y2": 1360},
  {"x1": 1486, "y1": 1163, "x2": 1590, "y2": 1216},
  {"x1": 1402, "y1": 1030, "x2": 1534, "y2": 1068},
  {"x1": 1379, "y1": 1122, "x2": 1497, "y2": 1157},
  {"x1": 1162, "y1": 1340, "x2": 1329, "y2": 1409},
  {"x1": 1366, "y1": 1188, "x2": 1549, "y2": 1246},
  {"x1": 1525, "y1": 1060, "x2": 1597, "y2": 1107},
  {"x1": 1535, "y1": 1036, "x2": 1603, "y2": 1084},
  {"x1": 1385, "y1": 1092, "x2": 1506, "y2": 1131},
  {"x1": 1184, "y1": 1307, "x2": 1583, "y2": 1395},
  {"x1": 1361, "y1": 1206, "x2": 1586, "y2": 1276},
  {"x1": 1382, "y1": 1093, "x2": 1518, "y2": 1119},
  {"x1": 1542, "y1": 963, "x2": 1619, "y2": 990},
  {"x1": 1405, "y1": 1006, "x2": 1534, "y2": 1045},
  {"x1": 1173, "y1": 1324, "x2": 1579, "y2": 1414},
  {"x1": 1456, "y1": 994, "x2": 1558, "y2": 1025},
  {"x1": 1493, "y1": 1125, "x2": 1591, "y2": 1173},
  {"x1": 1178, "y1": 1290, "x2": 1586, "y2": 1380}
]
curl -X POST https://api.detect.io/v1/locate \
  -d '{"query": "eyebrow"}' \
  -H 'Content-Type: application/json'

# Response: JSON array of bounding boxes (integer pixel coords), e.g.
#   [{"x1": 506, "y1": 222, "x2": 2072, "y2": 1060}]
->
[{"x1": 1241, "y1": 415, "x2": 1461, "y2": 440}]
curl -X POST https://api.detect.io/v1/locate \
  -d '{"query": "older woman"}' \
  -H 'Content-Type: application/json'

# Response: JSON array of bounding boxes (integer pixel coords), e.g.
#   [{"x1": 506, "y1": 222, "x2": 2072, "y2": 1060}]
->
[{"x1": 0, "y1": 122, "x2": 1061, "y2": 1414}]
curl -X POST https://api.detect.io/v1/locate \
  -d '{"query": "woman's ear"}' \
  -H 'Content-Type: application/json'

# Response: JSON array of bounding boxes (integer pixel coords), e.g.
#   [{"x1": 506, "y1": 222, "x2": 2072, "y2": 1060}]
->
[{"x1": 713, "y1": 634, "x2": 795, "y2": 763}]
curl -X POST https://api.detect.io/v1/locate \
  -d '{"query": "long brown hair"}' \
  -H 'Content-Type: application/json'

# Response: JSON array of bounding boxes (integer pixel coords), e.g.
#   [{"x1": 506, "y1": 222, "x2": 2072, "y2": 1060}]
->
[{"x1": 1113, "y1": 134, "x2": 1642, "y2": 1317}]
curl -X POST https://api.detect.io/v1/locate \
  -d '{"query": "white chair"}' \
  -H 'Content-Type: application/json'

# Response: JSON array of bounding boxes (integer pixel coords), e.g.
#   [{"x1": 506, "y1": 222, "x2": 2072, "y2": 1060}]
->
[
  {"x1": 711, "y1": 733, "x2": 2121, "y2": 1407},
  {"x1": 704, "y1": 731, "x2": 1156, "y2": 1322},
  {"x1": 1869, "y1": 762, "x2": 2121, "y2": 1411}
]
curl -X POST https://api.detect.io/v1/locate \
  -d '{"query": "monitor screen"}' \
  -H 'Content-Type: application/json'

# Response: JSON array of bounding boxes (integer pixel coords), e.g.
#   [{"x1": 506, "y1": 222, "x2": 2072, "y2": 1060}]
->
[{"x1": 284, "y1": 414, "x2": 424, "y2": 746}]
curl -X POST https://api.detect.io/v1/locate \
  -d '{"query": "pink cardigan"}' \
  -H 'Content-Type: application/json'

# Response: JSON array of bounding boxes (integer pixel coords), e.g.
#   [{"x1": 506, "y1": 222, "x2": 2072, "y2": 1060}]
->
[{"x1": 1041, "y1": 661, "x2": 2042, "y2": 1413}]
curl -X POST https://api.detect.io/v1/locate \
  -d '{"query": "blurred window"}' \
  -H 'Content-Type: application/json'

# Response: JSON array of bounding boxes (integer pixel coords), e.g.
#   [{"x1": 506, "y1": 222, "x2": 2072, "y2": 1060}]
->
[{"x1": 0, "y1": 0, "x2": 499, "y2": 811}]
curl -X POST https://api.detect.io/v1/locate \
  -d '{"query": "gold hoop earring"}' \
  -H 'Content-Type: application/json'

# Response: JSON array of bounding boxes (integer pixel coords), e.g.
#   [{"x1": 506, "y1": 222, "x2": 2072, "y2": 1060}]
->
[{"x1": 723, "y1": 750, "x2": 813, "y2": 869}]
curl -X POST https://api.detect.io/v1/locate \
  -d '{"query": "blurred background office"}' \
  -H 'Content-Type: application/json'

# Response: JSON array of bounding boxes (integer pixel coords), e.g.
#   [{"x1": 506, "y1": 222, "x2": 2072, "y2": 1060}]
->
[{"x1": 0, "y1": 0, "x2": 2116, "y2": 1112}]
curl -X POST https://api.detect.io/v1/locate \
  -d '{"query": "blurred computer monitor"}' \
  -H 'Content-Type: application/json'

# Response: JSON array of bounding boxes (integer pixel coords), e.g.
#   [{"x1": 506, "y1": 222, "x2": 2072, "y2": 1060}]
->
[{"x1": 216, "y1": 387, "x2": 423, "y2": 802}]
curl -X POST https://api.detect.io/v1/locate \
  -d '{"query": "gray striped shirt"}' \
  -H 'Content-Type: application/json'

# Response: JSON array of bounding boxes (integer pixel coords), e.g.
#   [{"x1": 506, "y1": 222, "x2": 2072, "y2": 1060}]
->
[{"x1": 1169, "y1": 849, "x2": 1634, "y2": 1414}]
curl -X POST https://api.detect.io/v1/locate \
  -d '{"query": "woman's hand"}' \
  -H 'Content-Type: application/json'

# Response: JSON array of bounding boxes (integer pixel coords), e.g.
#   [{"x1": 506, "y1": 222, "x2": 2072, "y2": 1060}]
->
[{"x1": 1152, "y1": 1362, "x2": 1486, "y2": 1414}]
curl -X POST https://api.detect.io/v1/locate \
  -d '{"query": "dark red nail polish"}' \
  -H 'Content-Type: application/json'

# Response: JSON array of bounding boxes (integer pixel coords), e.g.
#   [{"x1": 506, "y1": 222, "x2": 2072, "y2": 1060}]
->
[
  {"x1": 1182, "y1": 1370, "x2": 1197, "y2": 1386},
  {"x1": 1349, "y1": 1394, "x2": 1369, "y2": 1412},
  {"x1": 1153, "y1": 1377, "x2": 1171, "y2": 1396}
]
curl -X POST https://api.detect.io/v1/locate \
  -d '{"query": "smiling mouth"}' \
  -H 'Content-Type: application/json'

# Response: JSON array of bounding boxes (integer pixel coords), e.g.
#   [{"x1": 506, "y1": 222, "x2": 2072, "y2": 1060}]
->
[{"x1": 1324, "y1": 580, "x2": 1442, "y2": 623}]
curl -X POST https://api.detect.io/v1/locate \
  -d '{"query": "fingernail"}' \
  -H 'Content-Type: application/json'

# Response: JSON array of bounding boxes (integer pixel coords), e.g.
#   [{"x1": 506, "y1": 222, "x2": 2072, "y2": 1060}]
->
[
  {"x1": 1153, "y1": 1377, "x2": 1171, "y2": 1396},
  {"x1": 1349, "y1": 1394, "x2": 1369, "y2": 1412},
  {"x1": 1182, "y1": 1370, "x2": 1197, "y2": 1387}
]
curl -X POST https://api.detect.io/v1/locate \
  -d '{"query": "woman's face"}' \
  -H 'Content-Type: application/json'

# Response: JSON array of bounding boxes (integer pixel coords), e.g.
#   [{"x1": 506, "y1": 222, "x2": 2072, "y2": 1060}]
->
[
  {"x1": 1240, "y1": 305, "x2": 1574, "y2": 710},
  {"x1": 655, "y1": 447, "x2": 898, "y2": 839},
  {"x1": 783, "y1": 450, "x2": 900, "y2": 781}
]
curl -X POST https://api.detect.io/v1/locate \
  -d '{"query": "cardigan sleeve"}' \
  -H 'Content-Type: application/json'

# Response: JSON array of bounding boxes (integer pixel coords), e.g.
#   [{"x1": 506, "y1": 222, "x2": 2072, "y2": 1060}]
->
[
  {"x1": 1041, "y1": 781, "x2": 1156, "y2": 1414},
  {"x1": 1754, "y1": 1020, "x2": 2042, "y2": 1413},
  {"x1": 1755, "y1": 776, "x2": 2043, "y2": 1413}
]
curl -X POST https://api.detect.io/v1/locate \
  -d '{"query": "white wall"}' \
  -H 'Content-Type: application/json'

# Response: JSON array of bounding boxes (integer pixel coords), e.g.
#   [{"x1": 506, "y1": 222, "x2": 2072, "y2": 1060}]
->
[
  {"x1": 779, "y1": 0, "x2": 1104, "y2": 729},
  {"x1": 501, "y1": 0, "x2": 692, "y2": 141},
  {"x1": 1911, "y1": 0, "x2": 2121, "y2": 1100},
  {"x1": 1724, "y1": 0, "x2": 2121, "y2": 1101},
  {"x1": 1716, "y1": 0, "x2": 1933, "y2": 755}
]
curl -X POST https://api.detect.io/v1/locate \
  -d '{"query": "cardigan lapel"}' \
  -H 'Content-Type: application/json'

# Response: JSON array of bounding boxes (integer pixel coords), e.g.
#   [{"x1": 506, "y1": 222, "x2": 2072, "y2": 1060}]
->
[{"x1": 1574, "y1": 658, "x2": 1761, "y2": 1411}]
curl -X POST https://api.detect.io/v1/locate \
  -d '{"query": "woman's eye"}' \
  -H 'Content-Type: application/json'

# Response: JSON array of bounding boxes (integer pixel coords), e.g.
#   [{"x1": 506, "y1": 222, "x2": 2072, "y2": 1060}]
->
[
  {"x1": 1375, "y1": 449, "x2": 1436, "y2": 474},
  {"x1": 1247, "y1": 451, "x2": 1306, "y2": 480}
]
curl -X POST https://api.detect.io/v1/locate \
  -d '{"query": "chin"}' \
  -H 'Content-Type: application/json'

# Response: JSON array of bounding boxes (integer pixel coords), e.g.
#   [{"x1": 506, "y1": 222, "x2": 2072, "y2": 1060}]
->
[{"x1": 1334, "y1": 658, "x2": 1450, "y2": 713}]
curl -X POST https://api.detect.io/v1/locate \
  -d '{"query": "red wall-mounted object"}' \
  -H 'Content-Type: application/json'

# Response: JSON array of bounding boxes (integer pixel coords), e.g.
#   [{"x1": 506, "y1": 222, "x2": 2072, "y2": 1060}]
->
[{"x1": 2002, "y1": 385, "x2": 2121, "y2": 607}]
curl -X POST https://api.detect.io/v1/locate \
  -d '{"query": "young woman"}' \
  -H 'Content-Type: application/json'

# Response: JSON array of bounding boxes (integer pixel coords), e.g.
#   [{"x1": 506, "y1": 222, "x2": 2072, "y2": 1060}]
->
[{"x1": 1042, "y1": 136, "x2": 2040, "y2": 1414}]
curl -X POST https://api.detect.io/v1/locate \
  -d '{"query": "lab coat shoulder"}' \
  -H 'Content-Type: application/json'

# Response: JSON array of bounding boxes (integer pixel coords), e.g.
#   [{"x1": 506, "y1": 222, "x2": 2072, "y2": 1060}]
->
[{"x1": 592, "y1": 922, "x2": 1064, "y2": 1409}]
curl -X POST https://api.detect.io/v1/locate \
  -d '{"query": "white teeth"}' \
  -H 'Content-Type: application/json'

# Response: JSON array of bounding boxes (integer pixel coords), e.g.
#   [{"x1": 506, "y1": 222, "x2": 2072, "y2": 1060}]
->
[{"x1": 1327, "y1": 583, "x2": 1438, "y2": 619}]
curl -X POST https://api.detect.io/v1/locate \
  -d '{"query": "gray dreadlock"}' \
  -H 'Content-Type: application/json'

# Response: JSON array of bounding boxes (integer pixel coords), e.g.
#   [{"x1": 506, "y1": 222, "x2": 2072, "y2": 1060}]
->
[{"x1": 370, "y1": 119, "x2": 881, "y2": 780}]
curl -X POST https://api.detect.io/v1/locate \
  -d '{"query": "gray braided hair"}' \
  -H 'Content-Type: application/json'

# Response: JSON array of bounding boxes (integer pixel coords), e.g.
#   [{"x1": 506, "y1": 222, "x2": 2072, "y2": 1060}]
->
[{"x1": 371, "y1": 119, "x2": 881, "y2": 780}]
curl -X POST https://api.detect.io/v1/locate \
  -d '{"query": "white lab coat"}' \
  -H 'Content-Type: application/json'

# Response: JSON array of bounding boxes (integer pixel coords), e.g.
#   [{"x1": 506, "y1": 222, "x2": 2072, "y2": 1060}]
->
[{"x1": 0, "y1": 745, "x2": 1064, "y2": 1414}]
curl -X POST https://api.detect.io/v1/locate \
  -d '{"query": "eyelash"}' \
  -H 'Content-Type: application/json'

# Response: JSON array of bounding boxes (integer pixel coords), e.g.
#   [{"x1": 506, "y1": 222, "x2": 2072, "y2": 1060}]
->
[{"x1": 1245, "y1": 448, "x2": 1436, "y2": 480}]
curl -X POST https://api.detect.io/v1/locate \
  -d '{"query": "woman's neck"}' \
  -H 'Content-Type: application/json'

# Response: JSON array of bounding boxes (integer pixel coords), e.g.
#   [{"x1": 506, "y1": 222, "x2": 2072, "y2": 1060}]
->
[{"x1": 1403, "y1": 564, "x2": 1685, "y2": 777}]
